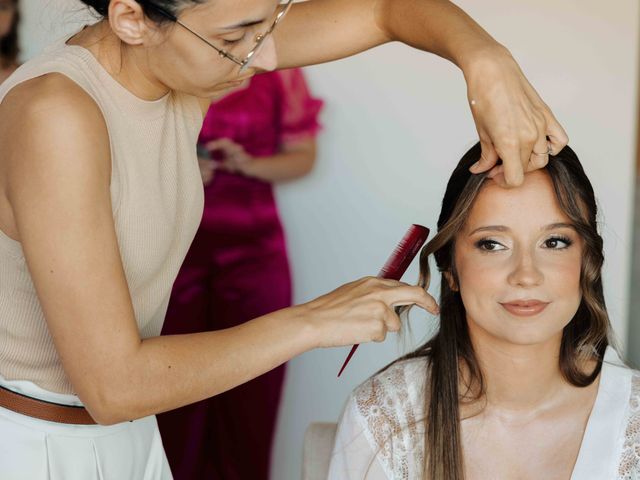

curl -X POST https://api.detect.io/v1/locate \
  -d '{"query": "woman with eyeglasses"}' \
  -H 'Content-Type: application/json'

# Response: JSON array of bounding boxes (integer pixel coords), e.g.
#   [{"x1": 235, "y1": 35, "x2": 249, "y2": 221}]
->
[
  {"x1": 0, "y1": 0, "x2": 567, "y2": 478},
  {"x1": 0, "y1": 0, "x2": 18, "y2": 84}
]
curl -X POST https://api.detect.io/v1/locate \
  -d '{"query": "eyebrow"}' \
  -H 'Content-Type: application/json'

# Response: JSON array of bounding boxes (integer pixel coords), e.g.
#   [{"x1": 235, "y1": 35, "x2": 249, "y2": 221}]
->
[
  {"x1": 220, "y1": 18, "x2": 266, "y2": 31},
  {"x1": 468, "y1": 222, "x2": 575, "y2": 236}
]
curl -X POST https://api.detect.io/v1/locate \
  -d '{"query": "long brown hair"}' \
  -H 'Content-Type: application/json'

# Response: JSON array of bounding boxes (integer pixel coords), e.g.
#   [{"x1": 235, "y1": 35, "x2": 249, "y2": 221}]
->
[
  {"x1": 0, "y1": 0, "x2": 19, "y2": 69},
  {"x1": 395, "y1": 142, "x2": 611, "y2": 479}
]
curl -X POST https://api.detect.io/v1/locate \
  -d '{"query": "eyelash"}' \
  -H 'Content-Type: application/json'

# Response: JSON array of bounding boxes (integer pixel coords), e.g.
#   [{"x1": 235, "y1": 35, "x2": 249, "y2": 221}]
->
[
  {"x1": 474, "y1": 235, "x2": 574, "y2": 252},
  {"x1": 222, "y1": 35, "x2": 246, "y2": 46},
  {"x1": 474, "y1": 239, "x2": 504, "y2": 252},
  {"x1": 543, "y1": 235, "x2": 573, "y2": 249}
]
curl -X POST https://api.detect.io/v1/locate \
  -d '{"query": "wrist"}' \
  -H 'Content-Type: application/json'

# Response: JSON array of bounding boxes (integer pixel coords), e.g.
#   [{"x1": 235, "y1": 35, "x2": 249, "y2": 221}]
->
[
  {"x1": 458, "y1": 42, "x2": 511, "y2": 79},
  {"x1": 278, "y1": 302, "x2": 322, "y2": 352},
  {"x1": 239, "y1": 158, "x2": 258, "y2": 176}
]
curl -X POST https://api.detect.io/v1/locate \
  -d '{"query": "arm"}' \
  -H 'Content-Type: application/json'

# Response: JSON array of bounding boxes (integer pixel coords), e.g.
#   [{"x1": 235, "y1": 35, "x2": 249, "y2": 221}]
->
[
  {"x1": 234, "y1": 139, "x2": 316, "y2": 182},
  {"x1": 2, "y1": 77, "x2": 437, "y2": 425},
  {"x1": 274, "y1": 0, "x2": 568, "y2": 186},
  {"x1": 206, "y1": 137, "x2": 316, "y2": 183},
  {"x1": 275, "y1": 0, "x2": 487, "y2": 68}
]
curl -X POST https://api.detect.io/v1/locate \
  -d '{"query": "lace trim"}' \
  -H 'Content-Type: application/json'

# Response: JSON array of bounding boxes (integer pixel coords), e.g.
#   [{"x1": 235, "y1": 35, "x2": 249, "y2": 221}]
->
[
  {"x1": 354, "y1": 361, "x2": 426, "y2": 479},
  {"x1": 353, "y1": 361, "x2": 640, "y2": 479},
  {"x1": 618, "y1": 373, "x2": 640, "y2": 479}
]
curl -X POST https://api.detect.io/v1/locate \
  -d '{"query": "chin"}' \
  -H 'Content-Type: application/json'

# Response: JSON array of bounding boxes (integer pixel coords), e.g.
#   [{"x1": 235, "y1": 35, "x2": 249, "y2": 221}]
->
[
  {"x1": 470, "y1": 315, "x2": 565, "y2": 348},
  {"x1": 206, "y1": 84, "x2": 237, "y2": 98},
  {"x1": 491, "y1": 320, "x2": 566, "y2": 347},
  {"x1": 497, "y1": 331, "x2": 560, "y2": 347},
  {"x1": 175, "y1": 82, "x2": 229, "y2": 99}
]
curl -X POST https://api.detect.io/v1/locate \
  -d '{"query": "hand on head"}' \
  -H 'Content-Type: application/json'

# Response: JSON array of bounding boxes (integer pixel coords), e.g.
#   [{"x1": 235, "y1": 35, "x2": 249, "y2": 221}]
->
[{"x1": 464, "y1": 47, "x2": 569, "y2": 187}]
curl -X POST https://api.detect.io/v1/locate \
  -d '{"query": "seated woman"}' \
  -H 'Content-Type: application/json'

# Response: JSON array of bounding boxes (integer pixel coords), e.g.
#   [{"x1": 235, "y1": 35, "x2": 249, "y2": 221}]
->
[{"x1": 328, "y1": 142, "x2": 639, "y2": 479}]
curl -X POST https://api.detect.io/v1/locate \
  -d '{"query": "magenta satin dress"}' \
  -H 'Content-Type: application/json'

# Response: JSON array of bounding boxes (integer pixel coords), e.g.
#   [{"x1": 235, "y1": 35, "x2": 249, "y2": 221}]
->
[{"x1": 157, "y1": 69, "x2": 323, "y2": 480}]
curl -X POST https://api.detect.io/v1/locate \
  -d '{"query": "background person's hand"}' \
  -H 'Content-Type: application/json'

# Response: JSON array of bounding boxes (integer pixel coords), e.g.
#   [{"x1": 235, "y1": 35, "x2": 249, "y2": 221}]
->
[
  {"x1": 298, "y1": 276, "x2": 439, "y2": 349},
  {"x1": 464, "y1": 46, "x2": 569, "y2": 186},
  {"x1": 198, "y1": 156, "x2": 216, "y2": 186},
  {"x1": 205, "y1": 138, "x2": 254, "y2": 176}
]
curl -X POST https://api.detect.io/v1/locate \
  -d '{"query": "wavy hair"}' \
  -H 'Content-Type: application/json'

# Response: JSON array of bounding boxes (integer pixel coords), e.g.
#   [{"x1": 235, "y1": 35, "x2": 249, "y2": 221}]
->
[{"x1": 395, "y1": 142, "x2": 611, "y2": 479}]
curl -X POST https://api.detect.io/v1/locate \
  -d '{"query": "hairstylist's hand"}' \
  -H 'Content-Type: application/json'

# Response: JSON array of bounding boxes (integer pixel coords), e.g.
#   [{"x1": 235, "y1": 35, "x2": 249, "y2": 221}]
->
[
  {"x1": 464, "y1": 46, "x2": 569, "y2": 186},
  {"x1": 205, "y1": 138, "x2": 254, "y2": 176},
  {"x1": 298, "y1": 277, "x2": 439, "y2": 348}
]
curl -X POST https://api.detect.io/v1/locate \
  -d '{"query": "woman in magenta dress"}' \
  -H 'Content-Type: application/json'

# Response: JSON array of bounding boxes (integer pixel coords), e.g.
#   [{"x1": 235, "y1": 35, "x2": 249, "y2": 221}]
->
[{"x1": 157, "y1": 68, "x2": 323, "y2": 480}]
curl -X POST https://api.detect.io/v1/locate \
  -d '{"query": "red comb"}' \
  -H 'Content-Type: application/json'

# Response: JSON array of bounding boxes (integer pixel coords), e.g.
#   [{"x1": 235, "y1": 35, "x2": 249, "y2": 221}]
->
[{"x1": 337, "y1": 224, "x2": 430, "y2": 377}]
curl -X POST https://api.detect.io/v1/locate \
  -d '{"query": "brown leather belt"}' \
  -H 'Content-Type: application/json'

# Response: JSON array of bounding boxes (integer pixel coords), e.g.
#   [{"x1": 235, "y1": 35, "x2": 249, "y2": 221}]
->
[{"x1": 0, "y1": 384, "x2": 97, "y2": 425}]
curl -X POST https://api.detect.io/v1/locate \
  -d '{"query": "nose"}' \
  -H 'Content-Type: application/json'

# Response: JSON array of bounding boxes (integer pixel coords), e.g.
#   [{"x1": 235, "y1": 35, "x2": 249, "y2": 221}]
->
[
  {"x1": 507, "y1": 249, "x2": 544, "y2": 288},
  {"x1": 250, "y1": 34, "x2": 278, "y2": 72}
]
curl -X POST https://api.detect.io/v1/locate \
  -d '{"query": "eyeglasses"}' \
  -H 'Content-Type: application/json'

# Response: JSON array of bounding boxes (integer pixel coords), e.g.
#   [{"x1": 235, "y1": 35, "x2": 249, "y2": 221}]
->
[{"x1": 144, "y1": 0, "x2": 293, "y2": 74}]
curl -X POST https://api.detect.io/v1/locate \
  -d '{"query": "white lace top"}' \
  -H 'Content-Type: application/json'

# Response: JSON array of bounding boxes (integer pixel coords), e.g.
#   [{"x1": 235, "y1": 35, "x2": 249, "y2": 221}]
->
[{"x1": 328, "y1": 347, "x2": 640, "y2": 479}]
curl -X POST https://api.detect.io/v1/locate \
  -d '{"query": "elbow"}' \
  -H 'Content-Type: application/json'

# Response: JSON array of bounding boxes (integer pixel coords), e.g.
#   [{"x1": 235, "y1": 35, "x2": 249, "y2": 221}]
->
[
  {"x1": 81, "y1": 383, "x2": 141, "y2": 426},
  {"x1": 300, "y1": 156, "x2": 316, "y2": 177},
  {"x1": 83, "y1": 396, "x2": 127, "y2": 426},
  {"x1": 73, "y1": 345, "x2": 147, "y2": 425},
  {"x1": 300, "y1": 164, "x2": 314, "y2": 178},
  {"x1": 88, "y1": 409, "x2": 123, "y2": 427}
]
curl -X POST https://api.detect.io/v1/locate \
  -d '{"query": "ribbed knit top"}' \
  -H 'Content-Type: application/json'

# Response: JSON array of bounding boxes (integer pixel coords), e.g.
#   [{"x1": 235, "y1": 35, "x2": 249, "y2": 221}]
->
[{"x1": 0, "y1": 36, "x2": 205, "y2": 394}]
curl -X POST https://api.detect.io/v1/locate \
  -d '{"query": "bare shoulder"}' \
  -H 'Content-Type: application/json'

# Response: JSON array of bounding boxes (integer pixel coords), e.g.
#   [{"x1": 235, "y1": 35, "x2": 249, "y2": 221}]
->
[
  {"x1": 0, "y1": 72, "x2": 111, "y2": 241},
  {"x1": 0, "y1": 72, "x2": 110, "y2": 192},
  {"x1": 1, "y1": 72, "x2": 103, "y2": 119},
  {"x1": 0, "y1": 72, "x2": 108, "y2": 163}
]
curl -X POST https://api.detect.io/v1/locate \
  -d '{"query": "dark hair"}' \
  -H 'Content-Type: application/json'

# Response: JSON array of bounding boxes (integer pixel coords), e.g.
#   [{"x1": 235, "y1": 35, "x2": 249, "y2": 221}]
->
[
  {"x1": 1, "y1": 0, "x2": 19, "y2": 69},
  {"x1": 395, "y1": 142, "x2": 611, "y2": 479},
  {"x1": 79, "y1": 0, "x2": 205, "y2": 23}
]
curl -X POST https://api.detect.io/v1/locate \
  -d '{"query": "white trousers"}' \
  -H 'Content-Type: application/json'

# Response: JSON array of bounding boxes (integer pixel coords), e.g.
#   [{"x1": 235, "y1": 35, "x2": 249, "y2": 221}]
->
[{"x1": 0, "y1": 376, "x2": 173, "y2": 480}]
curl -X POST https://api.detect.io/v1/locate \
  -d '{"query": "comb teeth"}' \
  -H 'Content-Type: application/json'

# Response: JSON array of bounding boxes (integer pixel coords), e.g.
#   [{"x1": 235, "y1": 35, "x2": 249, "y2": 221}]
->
[
  {"x1": 378, "y1": 224, "x2": 430, "y2": 280},
  {"x1": 338, "y1": 224, "x2": 430, "y2": 377}
]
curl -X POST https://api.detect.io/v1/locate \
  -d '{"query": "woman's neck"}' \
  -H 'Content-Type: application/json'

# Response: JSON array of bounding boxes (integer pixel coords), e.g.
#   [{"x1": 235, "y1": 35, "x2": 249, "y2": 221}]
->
[
  {"x1": 477, "y1": 342, "x2": 563, "y2": 411},
  {"x1": 68, "y1": 21, "x2": 169, "y2": 101},
  {"x1": 463, "y1": 328, "x2": 594, "y2": 415}
]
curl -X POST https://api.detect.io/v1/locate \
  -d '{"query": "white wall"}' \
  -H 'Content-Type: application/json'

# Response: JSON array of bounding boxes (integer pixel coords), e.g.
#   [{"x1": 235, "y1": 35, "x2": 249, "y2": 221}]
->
[
  {"x1": 18, "y1": 0, "x2": 92, "y2": 60},
  {"x1": 16, "y1": 1, "x2": 639, "y2": 479}
]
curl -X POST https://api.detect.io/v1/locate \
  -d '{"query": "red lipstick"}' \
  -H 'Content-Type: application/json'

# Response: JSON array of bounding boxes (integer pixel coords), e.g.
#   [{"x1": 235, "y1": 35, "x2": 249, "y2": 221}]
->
[
  {"x1": 337, "y1": 224, "x2": 430, "y2": 377},
  {"x1": 500, "y1": 299, "x2": 549, "y2": 317}
]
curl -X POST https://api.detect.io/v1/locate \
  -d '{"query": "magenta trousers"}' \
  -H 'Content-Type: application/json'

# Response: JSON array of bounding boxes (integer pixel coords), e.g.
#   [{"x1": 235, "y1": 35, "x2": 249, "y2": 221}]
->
[{"x1": 157, "y1": 173, "x2": 292, "y2": 480}]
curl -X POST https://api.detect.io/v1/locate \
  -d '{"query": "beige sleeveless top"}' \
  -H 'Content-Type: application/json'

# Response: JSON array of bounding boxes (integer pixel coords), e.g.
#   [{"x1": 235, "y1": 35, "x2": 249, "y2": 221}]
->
[{"x1": 0, "y1": 35, "x2": 205, "y2": 394}]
